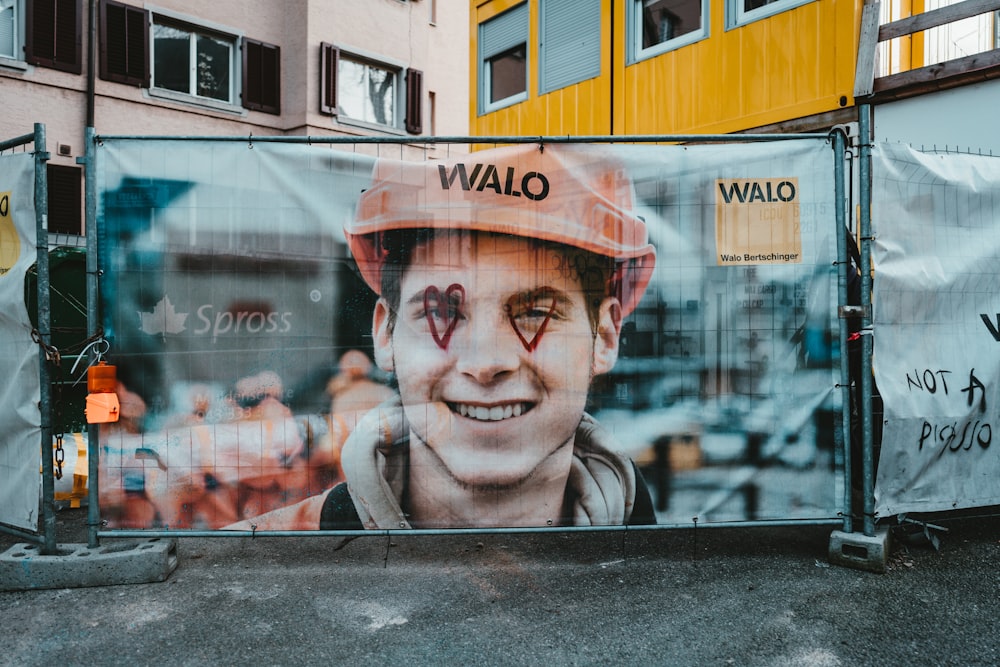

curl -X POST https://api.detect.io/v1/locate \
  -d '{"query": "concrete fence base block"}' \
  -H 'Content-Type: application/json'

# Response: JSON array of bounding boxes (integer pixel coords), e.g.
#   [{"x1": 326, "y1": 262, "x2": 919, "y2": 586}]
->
[
  {"x1": 0, "y1": 539, "x2": 178, "y2": 591},
  {"x1": 828, "y1": 528, "x2": 890, "y2": 573}
]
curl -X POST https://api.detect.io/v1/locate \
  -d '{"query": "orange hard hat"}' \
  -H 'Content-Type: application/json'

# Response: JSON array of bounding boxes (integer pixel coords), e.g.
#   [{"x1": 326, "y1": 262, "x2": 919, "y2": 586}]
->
[{"x1": 345, "y1": 143, "x2": 656, "y2": 316}]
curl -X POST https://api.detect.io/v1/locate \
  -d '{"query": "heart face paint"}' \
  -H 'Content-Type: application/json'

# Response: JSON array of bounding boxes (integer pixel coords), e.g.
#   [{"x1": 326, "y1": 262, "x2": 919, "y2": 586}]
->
[
  {"x1": 423, "y1": 283, "x2": 465, "y2": 350},
  {"x1": 505, "y1": 295, "x2": 558, "y2": 353}
]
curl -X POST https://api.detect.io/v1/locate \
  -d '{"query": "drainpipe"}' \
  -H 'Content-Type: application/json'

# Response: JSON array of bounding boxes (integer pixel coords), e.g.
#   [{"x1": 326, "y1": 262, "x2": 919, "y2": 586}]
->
[{"x1": 86, "y1": 0, "x2": 96, "y2": 127}]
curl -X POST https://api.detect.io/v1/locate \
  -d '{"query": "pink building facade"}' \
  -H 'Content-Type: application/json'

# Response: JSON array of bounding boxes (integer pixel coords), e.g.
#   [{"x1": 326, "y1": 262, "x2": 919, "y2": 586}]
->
[{"x1": 0, "y1": 0, "x2": 469, "y2": 236}]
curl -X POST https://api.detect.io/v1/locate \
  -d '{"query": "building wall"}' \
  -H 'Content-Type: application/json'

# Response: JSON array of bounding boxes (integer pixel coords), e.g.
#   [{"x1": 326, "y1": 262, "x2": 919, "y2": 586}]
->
[
  {"x1": 471, "y1": 0, "x2": 863, "y2": 137},
  {"x1": 874, "y1": 78, "x2": 1000, "y2": 154}
]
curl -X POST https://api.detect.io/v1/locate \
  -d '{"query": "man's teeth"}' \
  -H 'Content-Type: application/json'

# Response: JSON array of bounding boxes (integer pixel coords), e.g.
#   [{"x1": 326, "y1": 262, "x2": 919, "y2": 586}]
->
[{"x1": 455, "y1": 403, "x2": 525, "y2": 421}]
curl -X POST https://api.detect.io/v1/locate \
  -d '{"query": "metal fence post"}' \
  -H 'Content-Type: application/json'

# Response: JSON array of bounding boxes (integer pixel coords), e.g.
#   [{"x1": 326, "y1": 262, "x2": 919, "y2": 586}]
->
[
  {"x1": 84, "y1": 126, "x2": 101, "y2": 549},
  {"x1": 33, "y1": 122, "x2": 57, "y2": 555},
  {"x1": 857, "y1": 104, "x2": 876, "y2": 538},
  {"x1": 832, "y1": 128, "x2": 853, "y2": 536}
]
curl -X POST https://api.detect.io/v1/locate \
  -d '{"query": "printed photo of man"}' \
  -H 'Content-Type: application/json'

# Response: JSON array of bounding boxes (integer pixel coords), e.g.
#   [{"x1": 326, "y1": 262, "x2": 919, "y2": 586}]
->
[{"x1": 320, "y1": 143, "x2": 658, "y2": 529}]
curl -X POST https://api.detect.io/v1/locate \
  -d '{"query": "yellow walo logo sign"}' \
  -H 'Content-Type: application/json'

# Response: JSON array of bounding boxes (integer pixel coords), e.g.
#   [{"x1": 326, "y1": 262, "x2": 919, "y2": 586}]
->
[
  {"x1": 0, "y1": 192, "x2": 20, "y2": 277},
  {"x1": 715, "y1": 178, "x2": 801, "y2": 266}
]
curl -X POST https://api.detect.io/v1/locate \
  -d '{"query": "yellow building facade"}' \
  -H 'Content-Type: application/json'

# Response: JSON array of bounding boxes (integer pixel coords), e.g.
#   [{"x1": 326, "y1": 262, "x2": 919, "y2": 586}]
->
[{"x1": 471, "y1": 0, "x2": 866, "y2": 136}]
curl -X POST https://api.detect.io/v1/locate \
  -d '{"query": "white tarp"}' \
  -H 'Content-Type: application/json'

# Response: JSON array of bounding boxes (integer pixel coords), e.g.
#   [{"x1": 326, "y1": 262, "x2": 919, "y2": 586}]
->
[
  {"x1": 873, "y1": 143, "x2": 1000, "y2": 516},
  {"x1": 0, "y1": 152, "x2": 40, "y2": 530}
]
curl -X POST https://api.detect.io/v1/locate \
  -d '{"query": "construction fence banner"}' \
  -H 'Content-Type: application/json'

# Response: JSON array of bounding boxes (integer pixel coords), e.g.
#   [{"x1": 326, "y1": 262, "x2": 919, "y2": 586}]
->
[
  {"x1": 873, "y1": 144, "x2": 1000, "y2": 516},
  {"x1": 0, "y1": 152, "x2": 40, "y2": 531},
  {"x1": 95, "y1": 138, "x2": 842, "y2": 531}
]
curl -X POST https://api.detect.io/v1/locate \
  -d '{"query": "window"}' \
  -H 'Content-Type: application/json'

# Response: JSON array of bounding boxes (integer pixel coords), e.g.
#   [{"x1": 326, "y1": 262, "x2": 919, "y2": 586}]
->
[
  {"x1": 428, "y1": 90, "x2": 436, "y2": 135},
  {"x1": 922, "y1": 0, "x2": 998, "y2": 67},
  {"x1": 0, "y1": 0, "x2": 20, "y2": 60},
  {"x1": 11, "y1": 0, "x2": 82, "y2": 72},
  {"x1": 319, "y1": 43, "x2": 422, "y2": 133},
  {"x1": 629, "y1": 0, "x2": 708, "y2": 63},
  {"x1": 152, "y1": 17, "x2": 235, "y2": 104},
  {"x1": 539, "y1": 0, "x2": 601, "y2": 95},
  {"x1": 47, "y1": 164, "x2": 82, "y2": 235},
  {"x1": 479, "y1": 3, "x2": 528, "y2": 113},
  {"x1": 98, "y1": 1, "x2": 280, "y2": 114},
  {"x1": 725, "y1": 0, "x2": 815, "y2": 30},
  {"x1": 340, "y1": 55, "x2": 397, "y2": 125}
]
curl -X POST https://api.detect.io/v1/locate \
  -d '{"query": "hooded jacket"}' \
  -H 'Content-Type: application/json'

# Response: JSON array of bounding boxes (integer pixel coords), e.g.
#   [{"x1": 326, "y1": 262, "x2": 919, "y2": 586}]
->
[{"x1": 320, "y1": 398, "x2": 655, "y2": 529}]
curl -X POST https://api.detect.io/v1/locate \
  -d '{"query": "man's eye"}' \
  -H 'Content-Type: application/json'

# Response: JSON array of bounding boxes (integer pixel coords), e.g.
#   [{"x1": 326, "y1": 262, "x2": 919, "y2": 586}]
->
[
  {"x1": 507, "y1": 298, "x2": 559, "y2": 323},
  {"x1": 520, "y1": 307, "x2": 552, "y2": 320},
  {"x1": 418, "y1": 304, "x2": 462, "y2": 324},
  {"x1": 433, "y1": 305, "x2": 461, "y2": 320}
]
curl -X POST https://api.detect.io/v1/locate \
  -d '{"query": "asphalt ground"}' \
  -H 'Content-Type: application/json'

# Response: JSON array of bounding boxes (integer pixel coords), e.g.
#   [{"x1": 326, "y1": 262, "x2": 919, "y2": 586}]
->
[{"x1": 1, "y1": 508, "x2": 999, "y2": 667}]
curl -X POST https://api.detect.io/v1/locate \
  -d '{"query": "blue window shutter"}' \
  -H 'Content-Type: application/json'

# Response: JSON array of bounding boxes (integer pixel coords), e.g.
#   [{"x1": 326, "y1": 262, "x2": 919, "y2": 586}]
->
[
  {"x1": 480, "y1": 3, "x2": 528, "y2": 59},
  {"x1": 539, "y1": 0, "x2": 601, "y2": 95}
]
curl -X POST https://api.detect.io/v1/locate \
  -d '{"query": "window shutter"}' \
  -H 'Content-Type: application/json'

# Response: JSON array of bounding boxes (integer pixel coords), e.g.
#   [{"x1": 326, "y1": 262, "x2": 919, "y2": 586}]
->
[
  {"x1": 481, "y1": 3, "x2": 528, "y2": 60},
  {"x1": 243, "y1": 38, "x2": 281, "y2": 114},
  {"x1": 539, "y1": 0, "x2": 601, "y2": 94},
  {"x1": 0, "y1": 7, "x2": 14, "y2": 57},
  {"x1": 46, "y1": 164, "x2": 82, "y2": 235},
  {"x1": 25, "y1": 0, "x2": 82, "y2": 74},
  {"x1": 319, "y1": 42, "x2": 339, "y2": 115},
  {"x1": 99, "y1": 0, "x2": 148, "y2": 86},
  {"x1": 405, "y1": 68, "x2": 423, "y2": 134}
]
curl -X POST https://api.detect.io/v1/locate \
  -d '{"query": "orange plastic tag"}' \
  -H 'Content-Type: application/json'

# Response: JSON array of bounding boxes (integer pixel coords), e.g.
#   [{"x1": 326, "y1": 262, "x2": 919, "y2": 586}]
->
[{"x1": 86, "y1": 392, "x2": 120, "y2": 424}]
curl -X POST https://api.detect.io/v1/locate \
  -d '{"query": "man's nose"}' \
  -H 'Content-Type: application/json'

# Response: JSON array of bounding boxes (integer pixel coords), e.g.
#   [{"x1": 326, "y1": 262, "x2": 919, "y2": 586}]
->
[{"x1": 453, "y1": 311, "x2": 521, "y2": 384}]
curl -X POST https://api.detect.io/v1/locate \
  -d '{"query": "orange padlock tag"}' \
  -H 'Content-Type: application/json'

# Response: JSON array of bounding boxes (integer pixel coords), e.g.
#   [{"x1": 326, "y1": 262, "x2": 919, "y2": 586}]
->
[
  {"x1": 86, "y1": 392, "x2": 120, "y2": 424},
  {"x1": 87, "y1": 361, "x2": 117, "y2": 393}
]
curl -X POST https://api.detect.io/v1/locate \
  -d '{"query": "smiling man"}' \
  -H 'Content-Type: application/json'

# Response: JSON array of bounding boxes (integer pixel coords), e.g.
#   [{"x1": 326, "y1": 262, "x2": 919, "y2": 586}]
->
[{"x1": 320, "y1": 143, "x2": 658, "y2": 529}]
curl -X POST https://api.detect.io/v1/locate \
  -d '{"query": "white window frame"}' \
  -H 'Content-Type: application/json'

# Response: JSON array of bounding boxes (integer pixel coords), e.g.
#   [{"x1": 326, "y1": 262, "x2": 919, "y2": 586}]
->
[
  {"x1": 336, "y1": 48, "x2": 407, "y2": 134},
  {"x1": 0, "y1": 0, "x2": 26, "y2": 69},
  {"x1": 147, "y1": 7, "x2": 242, "y2": 113},
  {"x1": 479, "y1": 3, "x2": 529, "y2": 114},
  {"x1": 725, "y1": 0, "x2": 817, "y2": 30},
  {"x1": 628, "y1": 0, "x2": 710, "y2": 65}
]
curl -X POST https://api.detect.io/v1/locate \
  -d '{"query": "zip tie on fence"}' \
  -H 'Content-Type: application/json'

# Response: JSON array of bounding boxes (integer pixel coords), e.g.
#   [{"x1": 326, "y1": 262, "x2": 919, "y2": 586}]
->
[
  {"x1": 66, "y1": 329, "x2": 107, "y2": 356},
  {"x1": 847, "y1": 327, "x2": 873, "y2": 342},
  {"x1": 69, "y1": 337, "x2": 111, "y2": 386}
]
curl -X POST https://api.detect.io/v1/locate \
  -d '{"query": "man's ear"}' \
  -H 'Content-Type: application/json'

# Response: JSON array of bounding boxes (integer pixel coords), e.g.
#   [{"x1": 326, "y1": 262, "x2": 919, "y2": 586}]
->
[
  {"x1": 592, "y1": 297, "x2": 622, "y2": 376},
  {"x1": 372, "y1": 298, "x2": 395, "y2": 373}
]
